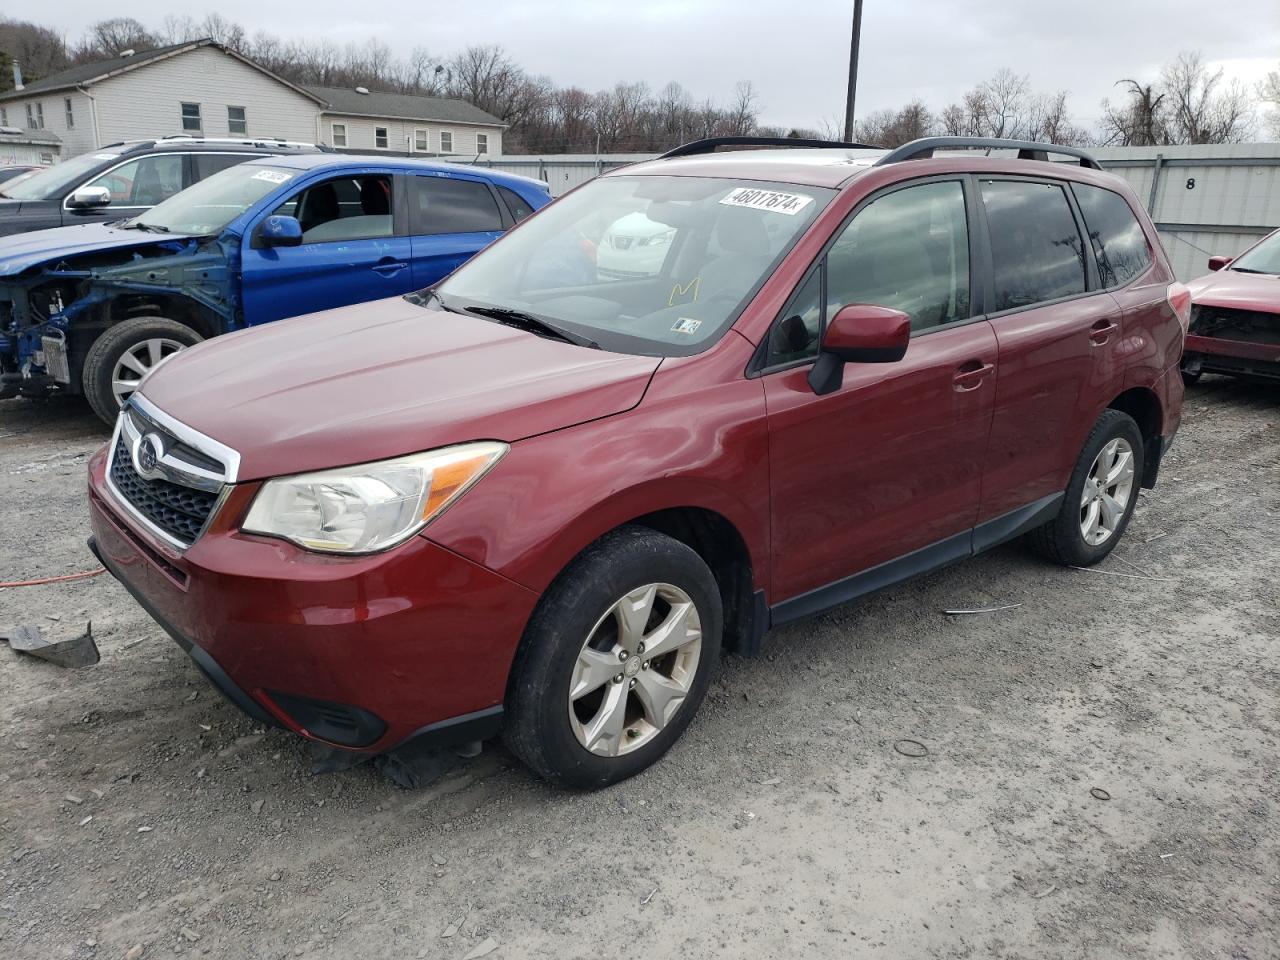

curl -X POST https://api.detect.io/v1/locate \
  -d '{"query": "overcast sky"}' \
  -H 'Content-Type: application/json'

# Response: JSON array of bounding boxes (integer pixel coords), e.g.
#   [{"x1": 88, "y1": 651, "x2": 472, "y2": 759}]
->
[{"x1": 35, "y1": 0, "x2": 1280, "y2": 132}]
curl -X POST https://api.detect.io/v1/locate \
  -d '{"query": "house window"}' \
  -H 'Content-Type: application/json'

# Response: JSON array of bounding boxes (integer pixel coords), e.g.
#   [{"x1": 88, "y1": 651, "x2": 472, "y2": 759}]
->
[
  {"x1": 375, "y1": 126, "x2": 389, "y2": 149},
  {"x1": 181, "y1": 102, "x2": 202, "y2": 133},
  {"x1": 476, "y1": 133, "x2": 488, "y2": 154},
  {"x1": 64, "y1": 97, "x2": 74, "y2": 129},
  {"x1": 331, "y1": 123, "x2": 347, "y2": 147},
  {"x1": 26, "y1": 103, "x2": 44, "y2": 129},
  {"x1": 414, "y1": 128, "x2": 429, "y2": 152},
  {"x1": 439, "y1": 130, "x2": 453, "y2": 153},
  {"x1": 0, "y1": 107, "x2": 7, "y2": 126},
  {"x1": 227, "y1": 106, "x2": 247, "y2": 135}
]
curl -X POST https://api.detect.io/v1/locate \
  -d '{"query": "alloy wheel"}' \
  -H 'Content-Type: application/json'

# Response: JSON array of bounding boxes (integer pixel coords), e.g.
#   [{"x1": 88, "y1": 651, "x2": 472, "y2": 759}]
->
[
  {"x1": 1079, "y1": 437, "x2": 1136, "y2": 546},
  {"x1": 568, "y1": 583, "x2": 703, "y2": 757},
  {"x1": 111, "y1": 337, "x2": 185, "y2": 408}
]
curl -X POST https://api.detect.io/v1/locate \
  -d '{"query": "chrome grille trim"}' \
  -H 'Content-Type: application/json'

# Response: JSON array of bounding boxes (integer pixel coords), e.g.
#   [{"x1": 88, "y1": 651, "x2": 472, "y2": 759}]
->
[{"x1": 103, "y1": 395, "x2": 241, "y2": 552}]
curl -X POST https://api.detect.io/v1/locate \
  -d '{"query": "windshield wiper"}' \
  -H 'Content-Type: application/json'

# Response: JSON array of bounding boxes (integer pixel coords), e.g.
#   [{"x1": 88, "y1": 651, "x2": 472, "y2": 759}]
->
[
  {"x1": 131, "y1": 221, "x2": 171, "y2": 233},
  {"x1": 461, "y1": 304, "x2": 599, "y2": 349},
  {"x1": 1230, "y1": 267, "x2": 1273, "y2": 275}
]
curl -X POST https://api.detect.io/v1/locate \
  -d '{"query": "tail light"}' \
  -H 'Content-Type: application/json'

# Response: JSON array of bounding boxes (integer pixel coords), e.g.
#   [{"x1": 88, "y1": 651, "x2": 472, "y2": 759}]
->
[{"x1": 1167, "y1": 282, "x2": 1192, "y2": 333}]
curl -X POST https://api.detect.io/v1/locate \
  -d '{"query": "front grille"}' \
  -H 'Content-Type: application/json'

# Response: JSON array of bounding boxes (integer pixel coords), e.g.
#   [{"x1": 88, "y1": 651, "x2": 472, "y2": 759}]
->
[{"x1": 109, "y1": 437, "x2": 219, "y2": 546}]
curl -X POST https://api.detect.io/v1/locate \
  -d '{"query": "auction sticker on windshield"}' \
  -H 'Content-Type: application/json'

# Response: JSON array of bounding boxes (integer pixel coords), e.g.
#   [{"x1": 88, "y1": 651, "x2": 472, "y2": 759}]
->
[
  {"x1": 719, "y1": 187, "x2": 813, "y2": 216},
  {"x1": 251, "y1": 170, "x2": 293, "y2": 184}
]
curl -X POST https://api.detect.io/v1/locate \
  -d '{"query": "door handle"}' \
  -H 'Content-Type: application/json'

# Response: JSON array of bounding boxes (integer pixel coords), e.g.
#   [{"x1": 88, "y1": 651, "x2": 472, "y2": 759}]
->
[
  {"x1": 953, "y1": 360, "x2": 994, "y2": 391},
  {"x1": 1089, "y1": 319, "x2": 1119, "y2": 345},
  {"x1": 372, "y1": 258, "x2": 408, "y2": 277}
]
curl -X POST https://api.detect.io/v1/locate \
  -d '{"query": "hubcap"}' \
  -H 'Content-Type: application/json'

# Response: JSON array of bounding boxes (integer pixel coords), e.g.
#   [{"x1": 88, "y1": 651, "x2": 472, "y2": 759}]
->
[
  {"x1": 568, "y1": 583, "x2": 702, "y2": 758},
  {"x1": 111, "y1": 337, "x2": 185, "y2": 408},
  {"x1": 1080, "y1": 437, "x2": 1135, "y2": 546}
]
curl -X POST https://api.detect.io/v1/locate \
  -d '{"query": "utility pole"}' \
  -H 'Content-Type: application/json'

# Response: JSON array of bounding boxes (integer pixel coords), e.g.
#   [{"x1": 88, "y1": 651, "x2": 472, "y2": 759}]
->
[{"x1": 842, "y1": 0, "x2": 863, "y2": 142}]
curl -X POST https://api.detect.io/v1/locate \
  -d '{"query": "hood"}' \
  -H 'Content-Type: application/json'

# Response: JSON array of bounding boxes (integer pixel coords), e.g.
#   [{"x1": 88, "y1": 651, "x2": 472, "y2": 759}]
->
[
  {"x1": 1187, "y1": 268, "x2": 1280, "y2": 314},
  {"x1": 0, "y1": 222, "x2": 178, "y2": 276},
  {"x1": 140, "y1": 297, "x2": 661, "y2": 481}
]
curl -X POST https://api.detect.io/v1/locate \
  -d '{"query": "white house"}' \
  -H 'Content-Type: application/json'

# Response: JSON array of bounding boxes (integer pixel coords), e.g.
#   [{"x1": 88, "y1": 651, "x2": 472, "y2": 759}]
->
[{"x1": 0, "y1": 39, "x2": 505, "y2": 159}]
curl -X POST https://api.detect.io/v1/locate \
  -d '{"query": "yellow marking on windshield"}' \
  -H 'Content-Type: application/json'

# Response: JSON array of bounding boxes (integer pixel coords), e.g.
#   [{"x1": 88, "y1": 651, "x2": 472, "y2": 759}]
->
[{"x1": 668, "y1": 277, "x2": 701, "y2": 307}]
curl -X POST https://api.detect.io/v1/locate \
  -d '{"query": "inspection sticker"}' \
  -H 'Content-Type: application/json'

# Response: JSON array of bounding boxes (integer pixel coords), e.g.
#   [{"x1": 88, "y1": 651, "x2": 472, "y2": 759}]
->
[
  {"x1": 719, "y1": 187, "x2": 813, "y2": 216},
  {"x1": 671, "y1": 317, "x2": 702, "y2": 335},
  {"x1": 251, "y1": 169, "x2": 293, "y2": 184}
]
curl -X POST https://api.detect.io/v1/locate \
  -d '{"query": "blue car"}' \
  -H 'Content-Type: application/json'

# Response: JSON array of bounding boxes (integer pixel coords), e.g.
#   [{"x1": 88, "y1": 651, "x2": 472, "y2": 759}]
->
[{"x1": 0, "y1": 154, "x2": 551, "y2": 422}]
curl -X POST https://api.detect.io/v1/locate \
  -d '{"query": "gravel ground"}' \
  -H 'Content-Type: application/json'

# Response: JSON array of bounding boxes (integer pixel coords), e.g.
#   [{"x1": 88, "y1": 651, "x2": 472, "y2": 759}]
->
[{"x1": 0, "y1": 378, "x2": 1277, "y2": 960}]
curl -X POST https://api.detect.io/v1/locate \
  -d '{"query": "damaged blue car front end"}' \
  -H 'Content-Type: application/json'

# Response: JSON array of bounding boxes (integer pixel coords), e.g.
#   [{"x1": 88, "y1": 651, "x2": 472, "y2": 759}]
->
[{"x1": 0, "y1": 226, "x2": 241, "y2": 400}]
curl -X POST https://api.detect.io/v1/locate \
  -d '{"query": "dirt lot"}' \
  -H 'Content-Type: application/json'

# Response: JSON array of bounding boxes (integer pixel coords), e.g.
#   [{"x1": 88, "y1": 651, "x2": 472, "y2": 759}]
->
[{"x1": 1, "y1": 379, "x2": 1277, "y2": 960}]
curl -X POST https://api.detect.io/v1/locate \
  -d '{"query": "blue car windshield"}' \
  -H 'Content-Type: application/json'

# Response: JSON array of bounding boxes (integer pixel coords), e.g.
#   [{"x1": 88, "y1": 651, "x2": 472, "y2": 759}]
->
[
  {"x1": 128, "y1": 164, "x2": 297, "y2": 235},
  {"x1": 435, "y1": 175, "x2": 833, "y2": 357}
]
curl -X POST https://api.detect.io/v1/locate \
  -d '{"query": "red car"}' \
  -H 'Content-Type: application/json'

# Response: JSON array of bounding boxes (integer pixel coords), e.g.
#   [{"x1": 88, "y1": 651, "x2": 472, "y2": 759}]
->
[
  {"x1": 1182, "y1": 227, "x2": 1280, "y2": 383},
  {"x1": 87, "y1": 136, "x2": 1189, "y2": 788}
]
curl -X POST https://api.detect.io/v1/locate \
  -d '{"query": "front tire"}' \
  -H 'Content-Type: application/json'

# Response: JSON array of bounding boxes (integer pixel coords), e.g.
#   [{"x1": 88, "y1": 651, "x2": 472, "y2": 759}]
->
[
  {"x1": 504, "y1": 526, "x2": 722, "y2": 789},
  {"x1": 1029, "y1": 409, "x2": 1144, "y2": 567},
  {"x1": 82, "y1": 317, "x2": 203, "y2": 424}
]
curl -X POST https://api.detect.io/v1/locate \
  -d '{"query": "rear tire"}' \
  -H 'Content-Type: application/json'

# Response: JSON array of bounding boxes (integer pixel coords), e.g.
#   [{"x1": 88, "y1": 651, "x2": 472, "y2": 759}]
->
[
  {"x1": 504, "y1": 526, "x2": 722, "y2": 789},
  {"x1": 82, "y1": 317, "x2": 202, "y2": 424},
  {"x1": 1028, "y1": 409, "x2": 1144, "y2": 567}
]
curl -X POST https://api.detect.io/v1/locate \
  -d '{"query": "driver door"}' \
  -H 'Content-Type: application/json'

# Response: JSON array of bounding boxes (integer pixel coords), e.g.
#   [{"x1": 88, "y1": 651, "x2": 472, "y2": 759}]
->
[{"x1": 762, "y1": 178, "x2": 999, "y2": 610}]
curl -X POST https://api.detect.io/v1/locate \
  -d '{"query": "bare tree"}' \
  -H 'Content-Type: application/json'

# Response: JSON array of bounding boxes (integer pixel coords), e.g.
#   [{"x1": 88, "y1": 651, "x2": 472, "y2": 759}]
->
[
  {"x1": 77, "y1": 18, "x2": 158, "y2": 60},
  {"x1": 1160, "y1": 51, "x2": 1254, "y2": 144},
  {"x1": 1256, "y1": 63, "x2": 1280, "y2": 137},
  {"x1": 0, "y1": 17, "x2": 70, "y2": 88}
]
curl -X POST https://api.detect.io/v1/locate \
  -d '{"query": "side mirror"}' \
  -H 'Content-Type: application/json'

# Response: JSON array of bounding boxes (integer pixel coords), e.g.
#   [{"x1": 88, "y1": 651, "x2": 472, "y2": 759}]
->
[
  {"x1": 1207, "y1": 255, "x2": 1232, "y2": 272},
  {"x1": 808, "y1": 304, "x2": 911, "y2": 395},
  {"x1": 67, "y1": 186, "x2": 111, "y2": 210},
  {"x1": 259, "y1": 214, "x2": 303, "y2": 248}
]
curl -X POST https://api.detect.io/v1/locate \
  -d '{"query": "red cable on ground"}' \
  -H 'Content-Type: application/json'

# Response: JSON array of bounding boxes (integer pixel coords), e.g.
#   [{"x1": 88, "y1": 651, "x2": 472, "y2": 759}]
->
[{"x1": 0, "y1": 567, "x2": 106, "y2": 588}]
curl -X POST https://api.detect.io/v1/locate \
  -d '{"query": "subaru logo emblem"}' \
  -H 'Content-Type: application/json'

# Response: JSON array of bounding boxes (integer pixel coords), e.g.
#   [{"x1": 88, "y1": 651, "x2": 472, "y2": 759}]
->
[{"x1": 133, "y1": 432, "x2": 164, "y2": 479}]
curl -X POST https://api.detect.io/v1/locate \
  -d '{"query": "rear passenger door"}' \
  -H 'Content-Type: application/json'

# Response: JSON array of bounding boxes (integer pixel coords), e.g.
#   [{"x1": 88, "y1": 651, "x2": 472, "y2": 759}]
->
[
  {"x1": 240, "y1": 171, "x2": 413, "y2": 325},
  {"x1": 974, "y1": 177, "x2": 1126, "y2": 527},
  {"x1": 407, "y1": 173, "x2": 507, "y2": 287}
]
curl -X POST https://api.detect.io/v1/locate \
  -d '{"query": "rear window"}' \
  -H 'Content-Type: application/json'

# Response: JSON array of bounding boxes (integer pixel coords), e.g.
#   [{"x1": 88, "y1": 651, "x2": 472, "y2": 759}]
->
[
  {"x1": 411, "y1": 176, "x2": 504, "y2": 234},
  {"x1": 1072, "y1": 183, "x2": 1151, "y2": 288},
  {"x1": 981, "y1": 180, "x2": 1087, "y2": 312}
]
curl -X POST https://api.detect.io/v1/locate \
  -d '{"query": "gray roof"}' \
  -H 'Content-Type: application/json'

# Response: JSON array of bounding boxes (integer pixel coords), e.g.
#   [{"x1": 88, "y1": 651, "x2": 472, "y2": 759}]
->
[
  {"x1": 0, "y1": 41, "x2": 199, "y2": 101},
  {"x1": 0, "y1": 40, "x2": 325, "y2": 107},
  {"x1": 0, "y1": 127, "x2": 62, "y2": 144},
  {"x1": 309, "y1": 86, "x2": 504, "y2": 128}
]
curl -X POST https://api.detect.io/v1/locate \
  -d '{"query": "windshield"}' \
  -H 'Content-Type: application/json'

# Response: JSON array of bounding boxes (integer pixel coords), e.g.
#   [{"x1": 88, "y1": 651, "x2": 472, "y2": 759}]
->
[
  {"x1": 125, "y1": 163, "x2": 297, "y2": 235},
  {"x1": 434, "y1": 175, "x2": 833, "y2": 356},
  {"x1": 1230, "y1": 231, "x2": 1280, "y2": 275},
  {"x1": 2, "y1": 151, "x2": 121, "y2": 200}
]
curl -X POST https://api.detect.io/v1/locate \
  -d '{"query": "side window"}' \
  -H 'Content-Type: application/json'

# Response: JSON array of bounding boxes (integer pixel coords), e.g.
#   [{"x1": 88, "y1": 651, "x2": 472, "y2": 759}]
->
[
  {"x1": 274, "y1": 175, "x2": 394, "y2": 244},
  {"x1": 766, "y1": 268, "x2": 822, "y2": 366},
  {"x1": 1072, "y1": 183, "x2": 1152, "y2": 288},
  {"x1": 826, "y1": 180, "x2": 971, "y2": 332},
  {"x1": 498, "y1": 186, "x2": 535, "y2": 223},
  {"x1": 193, "y1": 153, "x2": 252, "y2": 181},
  {"x1": 980, "y1": 180, "x2": 1086, "y2": 311},
  {"x1": 84, "y1": 154, "x2": 184, "y2": 206},
  {"x1": 411, "y1": 177, "x2": 503, "y2": 234}
]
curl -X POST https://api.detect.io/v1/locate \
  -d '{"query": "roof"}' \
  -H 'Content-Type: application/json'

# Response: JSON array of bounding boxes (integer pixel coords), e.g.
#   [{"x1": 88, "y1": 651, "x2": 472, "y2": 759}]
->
[
  {"x1": 309, "y1": 86, "x2": 504, "y2": 128},
  {"x1": 0, "y1": 39, "x2": 324, "y2": 106},
  {"x1": 238, "y1": 152, "x2": 546, "y2": 189},
  {"x1": 0, "y1": 127, "x2": 61, "y2": 145},
  {"x1": 619, "y1": 148, "x2": 890, "y2": 189}
]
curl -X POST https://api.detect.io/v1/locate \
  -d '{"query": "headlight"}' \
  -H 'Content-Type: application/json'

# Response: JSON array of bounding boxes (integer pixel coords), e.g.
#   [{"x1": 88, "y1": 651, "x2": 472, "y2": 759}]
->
[{"x1": 242, "y1": 441, "x2": 507, "y2": 554}]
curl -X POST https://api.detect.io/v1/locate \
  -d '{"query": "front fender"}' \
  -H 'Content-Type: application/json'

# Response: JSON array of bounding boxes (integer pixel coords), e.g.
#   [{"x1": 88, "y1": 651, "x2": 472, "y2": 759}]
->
[{"x1": 425, "y1": 338, "x2": 771, "y2": 598}]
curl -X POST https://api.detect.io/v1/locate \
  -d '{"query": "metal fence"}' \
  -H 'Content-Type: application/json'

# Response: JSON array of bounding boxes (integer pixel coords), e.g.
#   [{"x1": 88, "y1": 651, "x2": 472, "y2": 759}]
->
[{"x1": 475, "y1": 144, "x2": 1280, "y2": 281}]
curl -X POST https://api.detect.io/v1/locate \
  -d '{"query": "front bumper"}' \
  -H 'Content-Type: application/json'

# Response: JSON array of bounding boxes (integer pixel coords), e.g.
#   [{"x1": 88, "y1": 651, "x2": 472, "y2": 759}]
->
[
  {"x1": 88, "y1": 448, "x2": 540, "y2": 754},
  {"x1": 1184, "y1": 333, "x2": 1280, "y2": 380}
]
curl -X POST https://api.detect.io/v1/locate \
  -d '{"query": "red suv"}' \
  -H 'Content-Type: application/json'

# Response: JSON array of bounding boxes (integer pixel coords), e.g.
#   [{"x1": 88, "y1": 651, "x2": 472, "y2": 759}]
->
[{"x1": 87, "y1": 136, "x2": 1189, "y2": 788}]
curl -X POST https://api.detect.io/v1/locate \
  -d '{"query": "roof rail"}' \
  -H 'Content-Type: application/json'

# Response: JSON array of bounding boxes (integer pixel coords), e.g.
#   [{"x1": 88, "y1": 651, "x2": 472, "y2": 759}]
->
[
  {"x1": 152, "y1": 135, "x2": 321, "y2": 150},
  {"x1": 659, "y1": 135, "x2": 880, "y2": 159},
  {"x1": 874, "y1": 137, "x2": 1103, "y2": 170}
]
